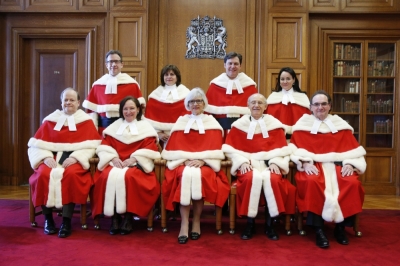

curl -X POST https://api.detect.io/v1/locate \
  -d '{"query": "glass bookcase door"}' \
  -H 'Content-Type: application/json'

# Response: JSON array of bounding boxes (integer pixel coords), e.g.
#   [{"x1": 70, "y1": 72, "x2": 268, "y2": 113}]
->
[
  {"x1": 332, "y1": 43, "x2": 362, "y2": 141},
  {"x1": 365, "y1": 42, "x2": 395, "y2": 148}
]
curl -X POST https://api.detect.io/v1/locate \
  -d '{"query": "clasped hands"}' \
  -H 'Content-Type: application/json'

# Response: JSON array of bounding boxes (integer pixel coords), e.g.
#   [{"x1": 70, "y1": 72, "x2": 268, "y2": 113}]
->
[
  {"x1": 303, "y1": 162, "x2": 355, "y2": 177},
  {"x1": 238, "y1": 163, "x2": 281, "y2": 175},
  {"x1": 43, "y1": 157, "x2": 78, "y2": 168},
  {"x1": 184, "y1": 159, "x2": 205, "y2": 168},
  {"x1": 112, "y1": 157, "x2": 138, "y2": 169}
]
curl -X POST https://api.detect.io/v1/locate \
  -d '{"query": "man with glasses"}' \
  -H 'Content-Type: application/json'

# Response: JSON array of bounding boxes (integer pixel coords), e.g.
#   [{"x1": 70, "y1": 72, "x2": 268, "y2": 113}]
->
[
  {"x1": 289, "y1": 90, "x2": 366, "y2": 248},
  {"x1": 222, "y1": 93, "x2": 296, "y2": 241},
  {"x1": 205, "y1": 52, "x2": 257, "y2": 138},
  {"x1": 83, "y1": 50, "x2": 145, "y2": 134}
]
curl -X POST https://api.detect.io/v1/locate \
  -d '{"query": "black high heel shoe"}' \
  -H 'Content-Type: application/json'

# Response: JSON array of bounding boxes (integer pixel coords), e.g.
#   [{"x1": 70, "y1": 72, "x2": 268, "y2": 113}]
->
[{"x1": 178, "y1": 235, "x2": 188, "y2": 244}]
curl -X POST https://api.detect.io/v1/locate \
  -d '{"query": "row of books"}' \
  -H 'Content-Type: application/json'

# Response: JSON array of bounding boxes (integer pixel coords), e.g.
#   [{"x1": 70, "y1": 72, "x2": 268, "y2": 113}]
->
[
  {"x1": 366, "y1": 99, "x2": 393, "y2": 113},
  {"x1": 372, "y1": 119, "x2": 392, "y2": 134},
  {"x1": 334, "y1": 62, "x2": 360, "y2": 76},
  {"x1": 335, "y1": 44, "x2": 361, "y2": 60},
  {"x1": 339, "y1": 99, "x2": 359, "y2": 113},
  {"x1": 368, "y1": 47, "x2": 395, "y2": 60},
  {"x1": 367, "y1": 80, "x2": 390, "y2": 93},
  {"x1": 367, "y1": 62, "x2": 395, "y2": 77}
]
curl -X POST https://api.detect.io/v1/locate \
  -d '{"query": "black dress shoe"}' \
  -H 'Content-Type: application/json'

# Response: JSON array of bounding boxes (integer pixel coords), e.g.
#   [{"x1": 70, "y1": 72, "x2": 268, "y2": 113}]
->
[
  {"x1": 120, "y1": 214, "x2": 133, "y2": 235},
  {"x1": 109, "y1": 214, "x2": 122, "y2": 235},
  {"x1": 178, "y1": 235, "x2": 188, "y2": 244},
  {"x1": 190, "y1": 232, "x2": 201, "y2": 240},
  {"x1": 315, "y1": 229, "x2": 329, "y2": 248},
  {"x1": 58, "y1": 222, "x2": 71, "y2": 238},
  {"x1": 265, "y1": 226, "x2": 279, "y2": 241},
  {"x1": 241, "y1": 223, "x2": 256, "y2": 240},
  {"x1": 44, "y1": 219, "x2": 57, "y2": 235},
  {"x1": 334, "y1": 225, "x2": 349, "y2": 245}
]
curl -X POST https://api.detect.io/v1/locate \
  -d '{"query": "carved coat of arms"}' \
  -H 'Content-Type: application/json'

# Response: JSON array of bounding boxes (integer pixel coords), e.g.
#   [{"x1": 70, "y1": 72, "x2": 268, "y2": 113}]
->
[{"x1": 185, "y1": 16, "x2": 227, "y2": 59}]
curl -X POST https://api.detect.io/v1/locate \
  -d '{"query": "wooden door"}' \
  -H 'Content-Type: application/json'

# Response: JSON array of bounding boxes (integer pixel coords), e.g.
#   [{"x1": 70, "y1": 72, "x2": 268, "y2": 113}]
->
[{"x1": 19, "y1": 38, "x2": 87, "y2": 185}]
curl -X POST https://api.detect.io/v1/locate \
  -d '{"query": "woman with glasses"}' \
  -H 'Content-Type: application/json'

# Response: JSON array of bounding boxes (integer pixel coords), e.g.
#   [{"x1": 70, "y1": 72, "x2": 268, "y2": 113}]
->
[
  {"x1": 144, "y1": 65, "x2": 190, "y2": 146},
  {"x1": 266, "y1": 67, "x2": 310, "y2": 139},
  {"x1": 91, "y1": 96, "x2": 161, "y2": 236},
  {"x1": 161, "y1": 88, "x2": 230, "y2": 244},
  {"x1": 289, "y1": 90, "x2": 366, "y2": 248}
]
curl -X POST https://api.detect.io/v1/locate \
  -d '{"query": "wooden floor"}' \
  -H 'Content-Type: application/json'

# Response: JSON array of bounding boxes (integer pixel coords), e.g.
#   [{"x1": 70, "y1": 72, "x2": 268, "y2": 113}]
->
[{"x1": 0, "y1": 185, "x2": 399, "y2": 210}]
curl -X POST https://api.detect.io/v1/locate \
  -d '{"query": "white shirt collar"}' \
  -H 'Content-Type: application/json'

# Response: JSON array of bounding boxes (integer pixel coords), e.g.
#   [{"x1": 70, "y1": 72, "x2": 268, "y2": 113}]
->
[
  {"x1": 184, "y1": 114, "x2": 205, "y2": 134},
  {"x1": 281, "y1": 88, "x2": 296, "y2": 105},
  {"x1": 116, "y1": 119, "x2": 139, "y2": 135},
  {"x1": 226, "y1": 78, "x2": 244, "y2": 94},
  {"x1": 54, "y1": 113, "x2": 77, "y2": 131},
  {"x1": 310, "y1": 117, "x2": 338, "y2": 134},
  {"x1": 247, "y1": 116, "x2": 269, "y2": 139}
]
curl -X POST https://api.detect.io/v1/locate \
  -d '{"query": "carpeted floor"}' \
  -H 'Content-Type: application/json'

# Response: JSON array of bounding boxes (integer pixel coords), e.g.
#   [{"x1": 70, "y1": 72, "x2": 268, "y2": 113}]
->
[{"x1": 1, "y1": 199, "x2": 399, "y2": 266}]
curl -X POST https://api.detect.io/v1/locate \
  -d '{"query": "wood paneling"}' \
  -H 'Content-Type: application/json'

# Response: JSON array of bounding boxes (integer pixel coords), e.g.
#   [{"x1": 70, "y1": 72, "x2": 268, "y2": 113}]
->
[
  {"x1": 269, "y1": 0, "x2": 307, "y2": 11},
  {"x1": 341, "y1": 0, "x2": 399, "y2": 12},
  {"x1": 25, "y1": 0, "x2": 77, "y2": 12},
  {"x1": 110, "y1": 0, "x2": 147, "y2": 11},
  {"x1": 157, "y1": 0, "x2": 256, "y2": 94},
  {"x1": 267, "y1": 13, "x2": 307, "y2": 69},
  {"x1": 309, "y1": 0, "x2": 340, "y2": 12}
]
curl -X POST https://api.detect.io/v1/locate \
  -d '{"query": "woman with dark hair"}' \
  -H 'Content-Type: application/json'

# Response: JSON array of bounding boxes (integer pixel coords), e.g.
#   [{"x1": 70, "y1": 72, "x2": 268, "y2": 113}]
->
[
  {"x1": 92, "y1": 96, "x2": 161, "y2": 235},
  {"x1": 266, "y1": 67, "x2": 310, "y2": 139},
  {"x1": 144, "y1": 65, "x2": 190, "y2": 144}
]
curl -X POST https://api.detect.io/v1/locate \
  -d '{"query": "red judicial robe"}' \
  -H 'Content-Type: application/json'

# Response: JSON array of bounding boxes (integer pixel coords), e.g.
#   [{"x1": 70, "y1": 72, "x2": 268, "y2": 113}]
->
[
  {"x1": 266, "y1": 90, "x2": 311, "y2": 135},
  {"x1": 83, "y1": 73, "x2": 144, "y2": 134},
  {"x1": 28, "y1": 109, "x2": 101, "y2": 208},
  {"x1": 223, "y1": 115, "x2": 296, "y2": 218},
  {"x1": 144, "y1": 84, "x2": 190, "y2": 133},
  {"x1": 92, "y1": 119, "x2": 161, "y2": 217},
  {"x1": 289, "y1": 114, "x2": 366, "y2": 222},
  {"x1": 161, "y1": 114, "x2": 230, "y2": 211},
  {"x1": 205, "y1": 72, "x2": 257, "y2": 119}
]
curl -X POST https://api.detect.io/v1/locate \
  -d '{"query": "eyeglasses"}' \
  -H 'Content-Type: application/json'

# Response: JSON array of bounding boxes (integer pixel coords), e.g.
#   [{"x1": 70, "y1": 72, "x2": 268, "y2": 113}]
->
[
  {"x1": 106, "y1": 60, "x2": 122, "y2": 64},
  {"x1": 311, "y1": 102, "x2": 330, "y2": 107},
  {"x1": 188, "y1": 99, "x2": 204, "y2": 105},
  {"x1": 249, "y1": 101, "x2": 266, "y2": 106}
]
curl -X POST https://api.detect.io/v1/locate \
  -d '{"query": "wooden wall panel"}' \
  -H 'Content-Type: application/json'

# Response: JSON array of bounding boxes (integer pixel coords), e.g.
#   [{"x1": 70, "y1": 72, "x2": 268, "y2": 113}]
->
[
  {"x1": 309, "y1": 0, "x2": 340, "y2": 12},
  {"x1": 25, "y1": 0, "x2": 77, "y2": 11},
  {"x1": 79, "y1": 0, "x2": 108, "y2": 11},
  {"x1": 341, "y1": 0, "x2": 399, "y2": 12},
  {"x1": 109, "y1": 12, "x2": 147, "y2": 94},
  {"x1": 267, "y1": 13, "x2": 307, "y2": 69},
  {"x1": 0, "y1": 0, "x2": 23, "y2": 11},
  {"x1": 157, "y1": 0, "x2": 256, "y2": 94},
  {"x1": 364, "y1": 155, "x2": 397, "y2": 194},
  {"x1": 269, "y1": 0, "x2": 306, "y2": 11},
  {"x1": 110, "y1": 0, "x2": 147, "y2": 11}
]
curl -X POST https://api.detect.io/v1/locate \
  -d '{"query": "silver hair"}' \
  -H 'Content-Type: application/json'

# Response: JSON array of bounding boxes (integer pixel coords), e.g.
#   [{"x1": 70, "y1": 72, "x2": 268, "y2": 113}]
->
[
  {"x1": 184, "y1": 87, "x2": 208, "y2": 111},
  {"x1": 247, "y1": 93, "x2": 266, "y2": 104}
]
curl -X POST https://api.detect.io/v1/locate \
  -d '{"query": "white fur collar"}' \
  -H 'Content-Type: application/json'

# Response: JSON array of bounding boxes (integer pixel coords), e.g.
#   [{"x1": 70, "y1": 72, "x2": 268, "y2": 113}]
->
[
  {"x1": 43, "y1": 109, "x2": 91, "y2": 125},
  {"x1": 267, "y1": 91, "x2": 310, "y2": 108},
  {"x1": 103, "y1": 118, "x2": 159, "y2": 144},
  {"x1": 210, "y1": 72, "x2": 256, "y2": 89},
  {"x1": 292, "y1": 114, "x2": 353, "y2": 134},
  {"x1": 148, "y1": 84, "x2": 190, "y2": 102},
  {"x1": 170, "y1": 114, "x2": 223, "y2": 134},
  {"x1": 92, "y1": 73, "x2": 139, "y2": 86},
  {"x1": 232, "y1": 114, "x2": 285, "y2": 134}
]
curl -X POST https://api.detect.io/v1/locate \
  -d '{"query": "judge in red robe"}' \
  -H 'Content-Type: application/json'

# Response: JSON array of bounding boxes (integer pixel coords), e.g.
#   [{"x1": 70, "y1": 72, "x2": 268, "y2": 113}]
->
[
  {"x1": 223, "y1": 93, "x2": 295, "y2": 241},
  {"x1": 92, "y1": 96, "x2": 161, "y2": 236},
  {"x1": 162, "y1": 88, "x2": 230, "y2": 244},
  {"x1": 83, "y1": 50, "x2": 145, "y2": 134},
  {"x1": 289, "y1": 90, "x2": 366, "y2": 248},
  {"x1": 205, "y1": 52, "x2": 257, "y2": 133},
  {"x1": 28, "y1": 88, "x2": 101, "y2": 238},
  {"x1": 144, "y1": 65, "x2": 190, "y2": 145},
  {"x1": 266, "y1": 67, "x2": 310, "y2": 139}
]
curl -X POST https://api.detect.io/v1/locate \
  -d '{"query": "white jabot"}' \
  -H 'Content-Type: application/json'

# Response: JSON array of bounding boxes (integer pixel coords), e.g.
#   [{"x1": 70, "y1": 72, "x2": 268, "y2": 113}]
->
[
  {"x1": 247, "y1": 116, "x2": 269, "y2": 139},
  {"x1": 54, "y1": 114, "x2": 77, "y2": 131},
  {"x1": 105, "y1": 75, "x2": 118, "y2": 94},
  {"x1": 226, "y1": 78, "x2": 244, "y2": 94},
  {"x1": 116, "y1": 120, "x2": 139, "y2": 135},
  {"x1": 160, "y1": 85, "x2": 179, "y2": 101},
  {"x1": 310, "y1": 118, "x2": 338, "y2": 134},
  {"x1": 184, "y1": 114, "x2": 205, "y2": 134},
  {"x1": 281, "y1": 88, "x2": 296, "y2": 105}
]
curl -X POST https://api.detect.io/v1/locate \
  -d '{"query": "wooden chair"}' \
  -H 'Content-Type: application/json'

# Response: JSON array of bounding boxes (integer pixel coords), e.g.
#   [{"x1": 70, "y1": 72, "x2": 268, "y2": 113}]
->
[
  {"x1": 154, "y1": 158, "x2": 223, "y2": 234},
  {"x1": 89, "y1": 157, "x2": 155, "y2": 231},
  {"x1": 287, "y1": 162, "x2": 362, "y2": 237},
  {"x1": 222, "y1": 159, "x2": 292, "y2": 235}
]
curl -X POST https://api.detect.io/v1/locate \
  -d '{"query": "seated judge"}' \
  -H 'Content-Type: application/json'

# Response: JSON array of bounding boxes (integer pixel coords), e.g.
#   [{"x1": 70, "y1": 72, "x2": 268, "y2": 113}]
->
[
  {"x1": 144, "y1": 64, "x2": 190, "y2": 145},
  {"x1": 161, "y1": 88, "x2": 230, "y2": 244},
  {"x1": 222, "y1": 93, "x2": 296, "y2": 241},
  {"x1": 91, "y1": 96, "x2": 161, "y2": 235},
  {"x1": 28, "y1": 88, "x2": 101, "y2": 238},
  {"x1": 289, "y1": 90, "x2": 366, "y2": 248}
]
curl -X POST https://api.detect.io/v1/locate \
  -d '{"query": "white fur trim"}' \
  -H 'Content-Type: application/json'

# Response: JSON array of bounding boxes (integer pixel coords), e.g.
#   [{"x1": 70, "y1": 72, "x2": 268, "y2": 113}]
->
[
  {"x1": 210, "y1": 72, "x2": 256, "y2": 89},
  {"x1": 88, "y1": 112, "x2": 98, "y2": 129},
  {"x1": 293, "y1": 114, "x2": 353, "y2": 134},
  {"x1": 180, "y1": 166, "x2": 192, "y2": 206},
  {"x1": 28, "y1": 147, "x2": 54, "y2": 169},
  {"x1": 191, "y1": 167, "x2": 202, "y2": 201},
  {"x1": 70, "y1": 148, "x2": 96, "y2": 170},
  {"x1": 148, "y1": 84, "x2": 190, "y2": 103},
  {"x1": 262, "y1": 170, "x2": 279, "y2": 217},
  {"x1": 96, "y1": 145, "x2": 119, "y2": 171},
  {"x1": 42, "y1": 109, "x2": 90, "y2": 125},
  {"x1": 169, "y1": 114, "x2": 223, "y2": 134},
  {"x1": 267, "y1": 91, "x2": 310, "y2": 108},
  {"x1": 28, "y1": 138, "x2": 101, "y2": 155},
  {"x1": 103, "y1": 119, "x2": 159, "y2": 145},
  {"x1": 162, "y1": 149, "x2": 224, "y2": 162},
  {"x1": 232, "y1": 114, "x2": 286, "y2": 135},
  {"x1": 93, "y1": 73, "x2": 140, "y2": 86},
  {"x1": 247, "y1": 169, "x2": 263, "y2": 218},
  {"x1": 205, "y1": 105, "x2": 250, "y2": 116},
  {"x1": 46, "y1": 167, "x2": 65, "y2": 209},
  {"x1": 321, "y1": 162, "x2": 344, "y2": 223},
  {"x1": 144, "y1": 117, "x2": 175, "y2": 132},
  {"x1": 103, "y1": 167, "x2": 129, "y2": 216}
]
